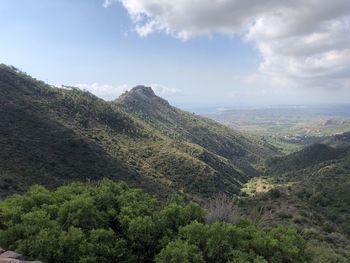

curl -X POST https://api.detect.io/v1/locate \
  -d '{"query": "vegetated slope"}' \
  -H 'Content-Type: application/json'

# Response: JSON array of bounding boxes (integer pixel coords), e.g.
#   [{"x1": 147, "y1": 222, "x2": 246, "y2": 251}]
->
[
  {"x1": 267, "y1": 143, "x2": 350, "y2": 173},
  {"x1": 323, "y1": 131, "x2": 350, "y2": 148},
  {"x1": 239, "y1": 135, "x2": 350, "y2": 260},
  {"x1": 0, "y1": 65, "x2": 171, "y2": 198},
  {"x1": 117, "y1": 86, "x2": 276, "y2": 175},
  {"x1": 0, "y1": 65, "x2": 275, "y2": 199}
]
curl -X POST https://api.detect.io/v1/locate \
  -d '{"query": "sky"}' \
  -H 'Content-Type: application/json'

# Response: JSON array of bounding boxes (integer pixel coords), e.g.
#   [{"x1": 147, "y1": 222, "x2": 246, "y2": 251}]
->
[{"x1": 1, "y1": 0, "x2": 350, "y2": 110}]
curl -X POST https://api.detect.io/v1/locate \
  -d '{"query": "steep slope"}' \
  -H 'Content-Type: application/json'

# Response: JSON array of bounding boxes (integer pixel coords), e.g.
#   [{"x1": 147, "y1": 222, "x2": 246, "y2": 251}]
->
[
  {"x1": 0, "y1": 65, "x2": 171, "y2": 198},
  {"x1": 117, "y1": 86, "x2": 275, "y2": 173},
  {"x1": 0, "y1": 65, "x2": 276, "y2": 199}
]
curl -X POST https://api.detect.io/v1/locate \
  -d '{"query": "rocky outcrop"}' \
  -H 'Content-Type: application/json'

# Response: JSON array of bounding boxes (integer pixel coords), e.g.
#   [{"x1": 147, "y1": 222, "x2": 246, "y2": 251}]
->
[{"x1": 0, "y1": 249, "x2": 41, "y2": 263}]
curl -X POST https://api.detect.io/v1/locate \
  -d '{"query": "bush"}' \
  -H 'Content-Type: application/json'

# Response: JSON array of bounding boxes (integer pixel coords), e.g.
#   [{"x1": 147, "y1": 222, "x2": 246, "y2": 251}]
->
[
  {"x1": 0, "y1": 180, "x2": 312, "y2": 263},
  {"x1": 155, "y1": 240, "x2": 204, "y2": 263}
]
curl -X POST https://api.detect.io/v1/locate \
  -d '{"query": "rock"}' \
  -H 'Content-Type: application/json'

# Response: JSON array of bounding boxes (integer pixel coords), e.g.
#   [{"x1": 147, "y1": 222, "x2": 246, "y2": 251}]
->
[
  {"x1": 0, "y1": 258, "x2": 21, "y2": 263},
  {"x1": 0, "y1": 251, "x2": 23, "y2": 260},
  {"x1": 0, "y1": 250, "x2": 41, "y2": 263}
]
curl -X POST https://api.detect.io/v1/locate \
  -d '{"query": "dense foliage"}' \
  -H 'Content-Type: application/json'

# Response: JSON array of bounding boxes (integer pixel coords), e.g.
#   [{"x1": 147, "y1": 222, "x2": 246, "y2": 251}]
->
[{"x1": 0, "y1": 180, "x2": 311, "y2": 263}]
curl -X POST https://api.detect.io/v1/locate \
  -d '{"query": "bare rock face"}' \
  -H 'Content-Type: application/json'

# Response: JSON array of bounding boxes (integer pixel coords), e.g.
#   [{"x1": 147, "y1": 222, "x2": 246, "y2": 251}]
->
[
  {"x1": 0, "y1": 251, "x2": 22, "y2": 259},
  {"x1": 0, "y1": 250, "x2": 41, "y2": 263},
  {"x1": 0, "y1": 259, "x2": 21, "y2": 263}
]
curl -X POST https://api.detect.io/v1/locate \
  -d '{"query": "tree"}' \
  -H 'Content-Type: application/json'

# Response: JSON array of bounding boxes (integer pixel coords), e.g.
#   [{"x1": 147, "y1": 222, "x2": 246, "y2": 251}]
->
[
  {"x1": 127, "y1": 216, "x2": 160, "y2": 262},
  {"x1": 155, "y1": 240, "x2": 204, "y2": 263}
]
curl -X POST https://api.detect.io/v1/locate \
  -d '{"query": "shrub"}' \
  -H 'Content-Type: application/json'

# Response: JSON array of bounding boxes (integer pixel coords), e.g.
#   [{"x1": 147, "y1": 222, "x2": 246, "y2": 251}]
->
[{"x1": 0, "y1": 180, "x2": 312, "y2": 263}]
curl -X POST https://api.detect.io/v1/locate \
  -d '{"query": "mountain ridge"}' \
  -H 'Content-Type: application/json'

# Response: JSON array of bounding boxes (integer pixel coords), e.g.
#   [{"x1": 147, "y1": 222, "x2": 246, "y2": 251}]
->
[{"x1": 0, "y1": 64, "x2": 276, "y2": 199}]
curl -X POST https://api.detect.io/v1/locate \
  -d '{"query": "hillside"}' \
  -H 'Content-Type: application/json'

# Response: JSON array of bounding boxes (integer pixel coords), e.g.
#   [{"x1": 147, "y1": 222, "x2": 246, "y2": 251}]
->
[
  {"x1": 267, "y1": 143, "x2": 350, "y2": 173},
  {"x1": 0, "y1": 65, "x2": 170, "y2": 198},
  {"x1": 117, "y1": 86, "x2": 276, "y2": 162},
  {"x1": 0, "y1": 65, "x2": 275, "y2": 199},
  {"x1": 117, "y1": 86, "x2": 275, "y2": 173},
  {"x1": 237, "y1": 135, "x2": 350, "y2": 260},
  {"x1": 323, "y1": 131, "x2": 350, "y2": 148}
]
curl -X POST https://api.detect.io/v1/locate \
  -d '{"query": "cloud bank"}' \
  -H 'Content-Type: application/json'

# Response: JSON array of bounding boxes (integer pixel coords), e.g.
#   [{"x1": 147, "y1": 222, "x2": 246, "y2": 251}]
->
[{"x1": 105, "y1": 0, "x2": 350, "y2": 90}]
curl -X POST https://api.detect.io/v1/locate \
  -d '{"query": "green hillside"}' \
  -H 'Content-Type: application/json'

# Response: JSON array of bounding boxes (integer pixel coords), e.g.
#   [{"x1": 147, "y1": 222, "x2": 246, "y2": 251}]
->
[
  {"x1": 267, "y1": 143, "x2": 350, "y2": 173},
  {"x1": 117, "y1": 86, "x2": 275, "y2": 166},
  {"x1": 323, "y1": 131, "x2": 350, "y2": 148},
  {"x1": 238, "y1": 136, "x2": 350, "y2": 260},
  {"x1": 0, "y1": 65, "x2": 275, "y2": 199}
]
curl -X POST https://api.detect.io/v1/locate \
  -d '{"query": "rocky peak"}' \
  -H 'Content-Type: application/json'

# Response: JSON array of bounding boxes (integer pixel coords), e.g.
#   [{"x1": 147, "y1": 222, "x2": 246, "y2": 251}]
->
[
  {"x1": 117, "y1": 85, "x2": 170, "y2": 109},
  {"x1": 130, "y1": 85, "x2": 156, "y2": 97}
]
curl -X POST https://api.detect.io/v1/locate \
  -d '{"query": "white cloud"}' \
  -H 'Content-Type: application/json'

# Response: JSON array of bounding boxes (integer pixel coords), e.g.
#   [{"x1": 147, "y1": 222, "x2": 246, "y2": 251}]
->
[
  {"x1": 75, "y1": 83, "x2": 129, "y2": 101},
  {"x1": 103, "y1": 0, "x2": 115, "y2": 8},
  {"x1": 105, "y1": 0, "x2": 350, "y2": 90},
  {"x1": 74, "y1": 83, "x2": 179, "y2": 101},
  {"x1": 150, "y1": 83, "x2": 179, "y2": 95}
]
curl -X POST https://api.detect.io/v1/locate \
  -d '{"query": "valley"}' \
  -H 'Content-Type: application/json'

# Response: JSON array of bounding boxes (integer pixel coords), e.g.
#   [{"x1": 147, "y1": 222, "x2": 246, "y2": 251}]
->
[
  {"x1": 206, "y1": 106, "x2": 350, "y2": 154},
  {"x1": 0, "y1": 65, "x2": 349, "y2": 262}
]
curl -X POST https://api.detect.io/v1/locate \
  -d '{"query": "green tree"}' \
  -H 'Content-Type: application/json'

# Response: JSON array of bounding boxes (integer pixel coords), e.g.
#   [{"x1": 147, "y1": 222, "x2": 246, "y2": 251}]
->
[
  {"x1": 127, "y1": 216, "x2": 160, "y2": 262},
  {"x1": 80, "y1": 228, "x2": 127, "y2": 263},
  {"x1": 57, "y1": 195, "x2": 106, "y2": 230},
  {"x1": 155, "y1": 239, "x2": 204, "y2": 263}
]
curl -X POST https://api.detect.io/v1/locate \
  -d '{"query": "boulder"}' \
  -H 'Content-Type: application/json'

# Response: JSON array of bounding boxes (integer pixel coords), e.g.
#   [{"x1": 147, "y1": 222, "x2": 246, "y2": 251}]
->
[
  {"x1": 0, "y1": 251, "x2": 22, "y2": 260},
  {"x1": 0, "y1": 258, "x2": 21, "y2": 263},
  {"x1": 0, "y1": 250, "x2": 41, "y2": 263}
]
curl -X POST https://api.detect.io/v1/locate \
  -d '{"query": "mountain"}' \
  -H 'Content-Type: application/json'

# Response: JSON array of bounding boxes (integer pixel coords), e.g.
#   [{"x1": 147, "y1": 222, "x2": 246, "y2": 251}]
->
[
  {"x1": 0, "y1": 65, "x2": 169, "y2": 198},
  {"x1": 0, "y1": 65, "x2": 275, "y2": 199},
  {"x1": 117, "y1": 86, "x2": 275, "y2": 165}
]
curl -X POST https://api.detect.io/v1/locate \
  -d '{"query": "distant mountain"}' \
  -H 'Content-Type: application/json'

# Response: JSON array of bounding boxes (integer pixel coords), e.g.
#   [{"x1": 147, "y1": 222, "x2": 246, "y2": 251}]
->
[
  {"x1": 323, "y1": 131, "x2": 350, "y2": 148},
  {"x1": 0, "y1": 65, "x2": 275, "y2": 199}
]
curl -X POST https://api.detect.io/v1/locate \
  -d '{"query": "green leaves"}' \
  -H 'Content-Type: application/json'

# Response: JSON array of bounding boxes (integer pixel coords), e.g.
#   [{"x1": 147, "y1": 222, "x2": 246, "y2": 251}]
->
[
  {"x1": 57, "y1": 195, "x2": 106, "y2": 230},
  {"x1": 155, "y1": 240, "x2": 204, "y2": 263},
  {"x1": 0, "y1": 180, "x2": 311, "y2": 263}
]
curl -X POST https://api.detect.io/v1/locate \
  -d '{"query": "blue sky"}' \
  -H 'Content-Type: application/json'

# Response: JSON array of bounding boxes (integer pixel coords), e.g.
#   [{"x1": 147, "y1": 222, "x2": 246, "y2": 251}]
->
[{"x1": 1, "y1": 0, "x2": 350, "y2": 110}]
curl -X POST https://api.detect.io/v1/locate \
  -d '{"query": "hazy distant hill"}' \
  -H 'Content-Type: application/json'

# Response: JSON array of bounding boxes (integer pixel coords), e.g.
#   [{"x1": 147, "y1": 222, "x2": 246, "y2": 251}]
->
[
  {"x1": 205, "y1": 106, "x2": 350, "y2": 154},
  {"x1": 323, "y1": 131, "x2": 350, "y2": 148},
  {"x1": 0, "y1": 65, "x2": 275, "y2": 199}
]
